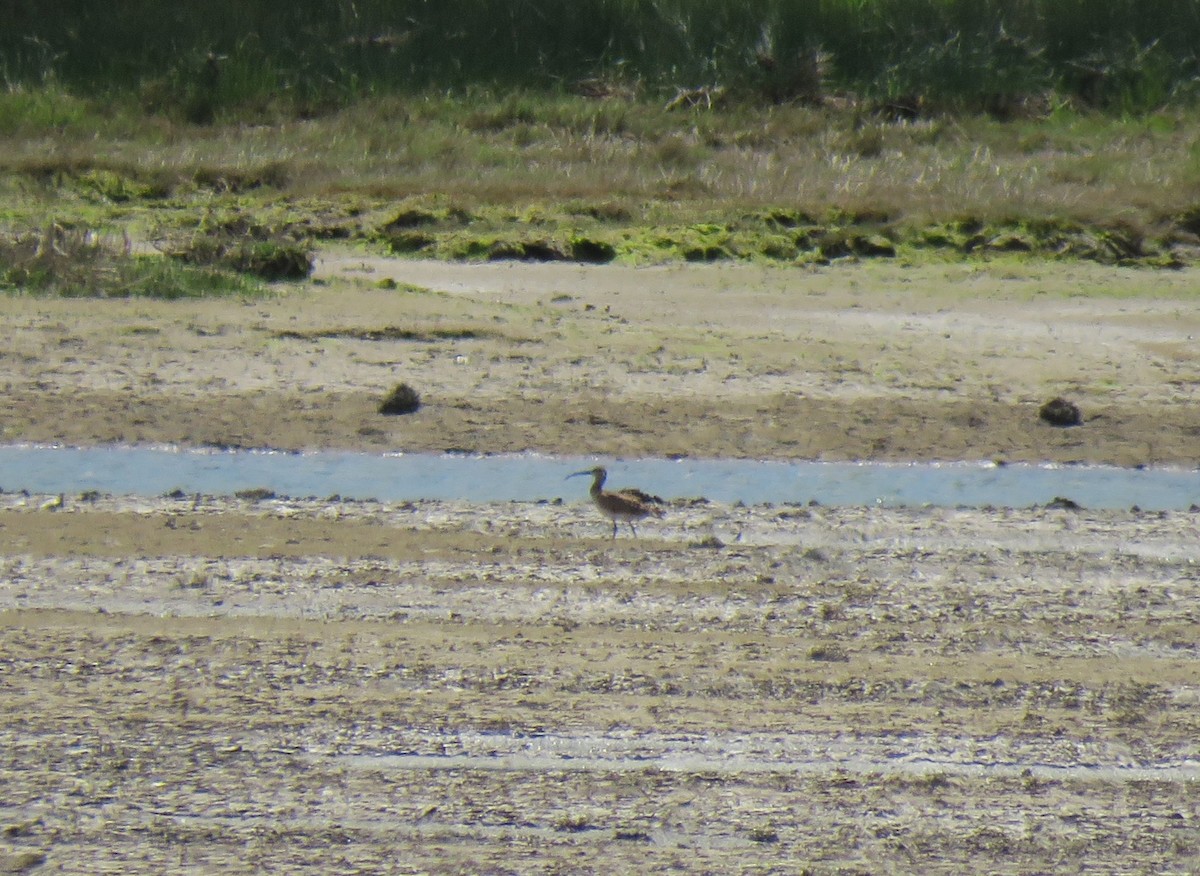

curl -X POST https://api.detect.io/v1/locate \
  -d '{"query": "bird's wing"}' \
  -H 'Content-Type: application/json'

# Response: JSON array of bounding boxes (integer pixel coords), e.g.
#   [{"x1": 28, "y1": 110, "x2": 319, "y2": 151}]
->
[{"x1": 615, "y1": 488, "x2": 666, "y2": 510}]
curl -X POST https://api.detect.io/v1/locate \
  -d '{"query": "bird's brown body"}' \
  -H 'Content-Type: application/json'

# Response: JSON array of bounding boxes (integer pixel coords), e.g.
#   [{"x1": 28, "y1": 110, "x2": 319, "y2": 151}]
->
[{"x1": 567, "y1": 466, "x2": 664, "y2": 538}]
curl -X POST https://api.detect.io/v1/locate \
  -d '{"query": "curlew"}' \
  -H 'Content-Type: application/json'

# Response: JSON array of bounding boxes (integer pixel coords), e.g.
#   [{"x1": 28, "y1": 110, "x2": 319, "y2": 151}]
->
[{"x1": 566, "y1": 466, "x2": 664, "y2": 538}]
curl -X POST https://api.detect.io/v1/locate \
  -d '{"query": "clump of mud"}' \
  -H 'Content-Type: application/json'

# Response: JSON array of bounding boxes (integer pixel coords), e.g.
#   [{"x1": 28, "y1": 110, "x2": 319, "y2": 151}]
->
[
  {"x1": 1039, "y1": 396, "x2": 1081, "y2": 427},
  {"x1": 380, "y1": 382, "x2": 422, "y2": 415}
]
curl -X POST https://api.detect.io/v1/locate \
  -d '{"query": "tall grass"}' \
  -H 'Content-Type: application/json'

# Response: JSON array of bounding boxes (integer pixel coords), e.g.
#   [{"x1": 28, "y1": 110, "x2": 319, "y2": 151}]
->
[{"x1": 3, "y1": 1, "x2": 1198, "y2": 115}]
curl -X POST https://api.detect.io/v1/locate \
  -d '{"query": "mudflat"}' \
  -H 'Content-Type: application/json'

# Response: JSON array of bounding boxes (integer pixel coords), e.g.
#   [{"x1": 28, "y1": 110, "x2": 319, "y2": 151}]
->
[
  {"x1": 2, "y1": 257, "x2": 1199, "y2": 874},
  {"x1": 4, "y1": 255, "x2": 1200, "y2": 465}
]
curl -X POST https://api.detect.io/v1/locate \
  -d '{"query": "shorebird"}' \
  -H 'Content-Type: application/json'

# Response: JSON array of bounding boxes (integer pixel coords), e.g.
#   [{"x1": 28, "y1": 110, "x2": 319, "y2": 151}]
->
[{"x1": 567, "y1": 466, "x2": 664, "y2": 538}]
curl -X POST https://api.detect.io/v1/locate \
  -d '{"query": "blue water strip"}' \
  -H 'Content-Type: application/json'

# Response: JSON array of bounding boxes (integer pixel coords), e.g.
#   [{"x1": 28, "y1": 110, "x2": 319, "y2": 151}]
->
[{"x1": 1, "y1": 445, "x2": 1198, "y2": 510}]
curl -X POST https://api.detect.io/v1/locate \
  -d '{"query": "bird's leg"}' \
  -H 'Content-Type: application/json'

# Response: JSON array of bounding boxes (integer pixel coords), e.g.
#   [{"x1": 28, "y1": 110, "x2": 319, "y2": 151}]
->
[
  {"x1": 628, "y1": 522, "x2": 638, "y2": 537},
  {"x1": 611, "y1": 520, "x2": 618, "y2": 539}
]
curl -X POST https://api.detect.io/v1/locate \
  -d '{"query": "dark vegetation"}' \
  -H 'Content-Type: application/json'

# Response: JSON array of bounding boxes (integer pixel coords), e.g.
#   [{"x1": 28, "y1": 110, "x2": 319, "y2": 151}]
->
[
  {"x1": 1039, "y1": 397, "x2": 1083, "y2": 427},
  {"x1": 379, "y1": 383, "x2": 422, "y2": 416},
  {"x1": 5, "y1": 0, "x2": 1199, "y2": 116},
  {"x1": 163, "y1": 219, "x2": 314, "y2": 281},
  {"x1": 275, "y1": 325, "x2": 497, "y2": 343}
]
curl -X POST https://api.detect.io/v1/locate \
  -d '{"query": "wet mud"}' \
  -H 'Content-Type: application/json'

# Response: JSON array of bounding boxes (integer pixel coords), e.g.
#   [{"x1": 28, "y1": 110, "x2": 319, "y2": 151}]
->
[{"x1": 2, "y1": 493, "x2": 1199, "y2": 873}]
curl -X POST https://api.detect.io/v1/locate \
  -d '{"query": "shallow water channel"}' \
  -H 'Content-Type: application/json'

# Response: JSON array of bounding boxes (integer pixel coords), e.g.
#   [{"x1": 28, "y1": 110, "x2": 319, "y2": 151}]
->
[{"x1": 1, "y1": 445, "x2": 1198, "y2": 510}]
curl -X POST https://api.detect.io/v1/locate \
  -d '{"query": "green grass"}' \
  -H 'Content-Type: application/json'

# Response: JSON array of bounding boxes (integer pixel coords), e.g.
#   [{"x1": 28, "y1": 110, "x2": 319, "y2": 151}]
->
[
  {"x1": 3, "y1": 85, "x2": 1200, "y2": 273},
  {"x1": 0, "y1": 226, "x2": 269, "y2": 298}
]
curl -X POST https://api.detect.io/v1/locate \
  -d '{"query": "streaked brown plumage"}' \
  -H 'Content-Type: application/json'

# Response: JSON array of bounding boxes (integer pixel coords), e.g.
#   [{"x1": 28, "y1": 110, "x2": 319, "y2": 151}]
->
[{"x1": 567, "y1": 466, "x2": 664, "y2": 538}]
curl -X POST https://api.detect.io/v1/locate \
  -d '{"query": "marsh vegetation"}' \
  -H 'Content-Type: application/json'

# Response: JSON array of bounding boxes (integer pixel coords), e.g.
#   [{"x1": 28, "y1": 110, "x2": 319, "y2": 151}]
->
[
  {"x1": 7, "y1": 0, "x2": 1198, "y2": 114},
  {"x1": 3, "y1": 1, "x2": 1200, "y2": 291}
]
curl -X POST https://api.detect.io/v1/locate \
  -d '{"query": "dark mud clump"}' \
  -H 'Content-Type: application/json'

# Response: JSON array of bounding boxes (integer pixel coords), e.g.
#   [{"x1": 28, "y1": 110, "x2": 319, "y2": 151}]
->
[
  {"x1": 380, "y1": 382, "x2": 422, "y2": 415},
  {"x1": 1039, "y1": 396, "x2": 1081, "y2": 427}
]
